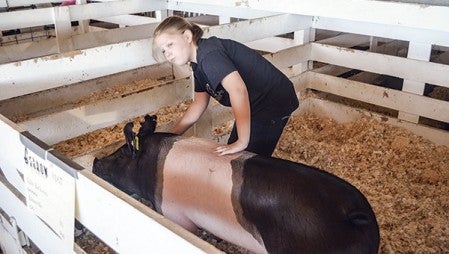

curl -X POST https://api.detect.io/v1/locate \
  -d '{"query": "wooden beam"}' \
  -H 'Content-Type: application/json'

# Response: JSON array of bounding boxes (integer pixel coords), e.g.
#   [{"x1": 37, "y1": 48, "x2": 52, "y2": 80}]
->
[
  {"x1": 262, "y1": 43, "x2": 311, "y2": 69},
  {"x1": 18, "y1": 78, "x2": 193, "y2": 145},
  {"x1": 316, "y1": 33, "x2": 369, "y2": 48},
  {"x1": 203, "y1": 14, "x2": 312, "y2": 42},
  {"x1": 175, "y1": 0, "x2": 449, "y2": 32},
  {"x1": 0, "y1": 38, "x2": 157, "y2": 100},
  {"x1": 167, "y1": 1, "x2": 279, "y2": 19},
  {"x1": 313, "y1": 16, "x2": 449, "y2": 48},
  {"x1": 4, "y1": 0, "x2": 64, "y2": 7},
  {"x1": 96, "y1": 15, "x2": 159, "y2": 26},
  {"x1": 399, "y1": 41, "x2": 432, "y2": 123},
  {"x1": 306, "y1": 71, "x2": 449, "y2": 123},
  {"x1": 53, "y1": 5, "x2": 74, "y2": 53},
  {"x1": 0, "y1": 0, "x2": 167, "y2": 30},
  {"x1": 311, "y1": 42, "x2": 449, "y2": 88},
  {"x1": 0, "y1": 62, "x2": 173, "y2": 119}
]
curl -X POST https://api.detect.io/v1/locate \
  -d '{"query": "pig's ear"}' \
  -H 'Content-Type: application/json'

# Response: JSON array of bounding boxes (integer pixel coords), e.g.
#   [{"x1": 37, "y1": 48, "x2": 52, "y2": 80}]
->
[
  {"x1": 148, "y1": 115, "x2": 157, "y2": 133},
  {"x1": 138, "y1": 114, "x2": 157, "y2": 136},
  {"x1": 124, "y1": 122, "x2": 136, "y2": 156}
]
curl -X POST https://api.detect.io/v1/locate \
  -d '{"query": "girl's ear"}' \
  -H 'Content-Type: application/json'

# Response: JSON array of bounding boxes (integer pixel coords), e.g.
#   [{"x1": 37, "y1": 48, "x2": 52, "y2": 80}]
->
[{"x1": 183, "y1": 29, "x2": 193, "y2": 43}]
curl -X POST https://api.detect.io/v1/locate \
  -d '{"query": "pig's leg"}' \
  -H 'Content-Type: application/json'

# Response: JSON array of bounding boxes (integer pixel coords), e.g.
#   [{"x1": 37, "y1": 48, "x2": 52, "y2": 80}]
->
[{"x1": 163, "y1": 209, "x2": 198, "y2": 233}]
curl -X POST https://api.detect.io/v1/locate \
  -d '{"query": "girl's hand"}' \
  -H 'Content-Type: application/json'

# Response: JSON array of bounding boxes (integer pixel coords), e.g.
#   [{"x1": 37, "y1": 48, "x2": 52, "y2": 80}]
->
[{"x1": 215, "y1": 140, "x2": 248, "y2": 156}]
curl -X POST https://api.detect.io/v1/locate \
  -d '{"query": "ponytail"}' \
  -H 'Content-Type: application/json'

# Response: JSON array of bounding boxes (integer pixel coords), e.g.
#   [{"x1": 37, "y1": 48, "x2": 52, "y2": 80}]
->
[
  {"x1": 189, "y1": 23, "x2": 204, "y2": 44},
  {"x1": 153, "y1": 15, "x2": 203, "y2": 45}
]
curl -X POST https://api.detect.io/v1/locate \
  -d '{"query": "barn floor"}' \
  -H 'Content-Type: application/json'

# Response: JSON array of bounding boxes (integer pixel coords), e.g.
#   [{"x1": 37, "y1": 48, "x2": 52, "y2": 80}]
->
[
  {"x1": 275, "y1": 114, "x2": 448, "y2": 254},
  {"x1": 65, "y1": 101, "x2": 449, "y2": 254}
]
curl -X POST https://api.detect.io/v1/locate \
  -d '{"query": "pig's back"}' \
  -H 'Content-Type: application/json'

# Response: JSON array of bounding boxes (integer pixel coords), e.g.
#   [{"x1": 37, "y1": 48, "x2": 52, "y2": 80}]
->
[{"x1": 159, "y1": 136, "x2": 266, "y2": 254}]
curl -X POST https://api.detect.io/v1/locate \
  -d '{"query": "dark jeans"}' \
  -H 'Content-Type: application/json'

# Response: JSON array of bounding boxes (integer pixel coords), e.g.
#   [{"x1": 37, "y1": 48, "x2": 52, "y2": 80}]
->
[{"x1": 227, "y1": 115, "x2": 290, "y2": 157}]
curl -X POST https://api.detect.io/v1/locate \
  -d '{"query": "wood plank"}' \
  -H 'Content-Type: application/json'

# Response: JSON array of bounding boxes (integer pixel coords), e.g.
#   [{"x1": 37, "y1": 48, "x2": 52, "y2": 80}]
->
[
  {"x1": 306, "y1": 71, "x2": 449, "y2": 123},
  {"x1": 0, "y1": 38, "x2": 58, "y2": 64},
  {"x1": 53, "y1": 4, "x2": 74, "y2": 53},
  {"x1": 0, "y1": 38, "x2": 157, "y2": 100},
  {"x1": 399, "y1": 41, "x2": 432, "y2": 122},
  {"x1": 262, "y1": 43, "x2": 311, "y2": 69},
  {"x1": 316, "y1": 33, "x2": 369, "y2": 48},
  {"x1": 311, "y1": 42, "x2": 449, "y2": 88},
  {"x1": 96, "y1": 15, "x2": 159, "y2": 26},
  {"x1": 176, "y1": 0, "x2": 449, "y2": 32},
  {"x1": 313, "y1": 16, "x2": 449, "y2": 47},
  {"x1": 203, "y1": 14, "x2": 312, "y2": 42},
  {"x1": 347, "y1": 40, "x2": 410, "y2": 83},
  {"x1": 245, "y1": 37, "x2": 300, "y2": 54},
  {"x1": 18, "y1": 77, "x2": 193, "y2": 145},
  {"x1": 5, "y1": 0, "x2": 63, "y2": 7},
  {"x1": 71, "y1": 22, "x2": 159, "y2": 50},
  {"x1": 0, "y1": 62, "x2": 173, "y2": 119},
  {"x1": 167, "y1": 1, "x2": 279, "y2": 19},
  {"x1": 312, "y1": 65, "x2": 352, "y2": 77},
  {"x1": 0, "y1": 0, "x2": 166, "y2": 30}
]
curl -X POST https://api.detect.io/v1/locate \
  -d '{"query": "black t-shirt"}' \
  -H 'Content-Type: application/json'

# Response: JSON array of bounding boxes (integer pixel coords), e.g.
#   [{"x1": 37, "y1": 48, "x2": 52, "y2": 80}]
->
[{"x1": 191, "y1": 36, "x2": 299, "y2": 120}]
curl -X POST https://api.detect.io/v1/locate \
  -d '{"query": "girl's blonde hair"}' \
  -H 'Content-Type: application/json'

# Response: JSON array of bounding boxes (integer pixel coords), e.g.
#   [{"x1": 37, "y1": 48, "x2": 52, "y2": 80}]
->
[{"x1": 152, "y1": 16, "x2": 204, "y2": 62}]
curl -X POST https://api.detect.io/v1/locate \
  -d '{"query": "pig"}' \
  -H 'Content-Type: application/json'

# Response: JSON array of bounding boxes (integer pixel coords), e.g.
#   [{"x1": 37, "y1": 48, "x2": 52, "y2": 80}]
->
[{"x1": 93, "y1": 114, "x2": 380, "y2": 254}]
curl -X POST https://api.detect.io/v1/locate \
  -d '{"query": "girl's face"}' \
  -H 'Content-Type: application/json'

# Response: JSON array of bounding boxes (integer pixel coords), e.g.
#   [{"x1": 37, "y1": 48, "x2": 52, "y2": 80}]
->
[{"x1": 154, "y1": 29, "x2": 195, "y2": 66}]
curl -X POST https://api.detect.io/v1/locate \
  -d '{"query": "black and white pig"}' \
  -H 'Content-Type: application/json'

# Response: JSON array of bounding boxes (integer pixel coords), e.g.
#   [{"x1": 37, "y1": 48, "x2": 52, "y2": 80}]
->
[{"x1": 92, "y1": 115, "x2": 380, "y2": 254}]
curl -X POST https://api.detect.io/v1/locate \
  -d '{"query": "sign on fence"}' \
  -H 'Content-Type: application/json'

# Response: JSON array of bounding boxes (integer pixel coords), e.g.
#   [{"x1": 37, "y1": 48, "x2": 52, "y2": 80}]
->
[
  {"x1": 0, "y1": 115, "x2": 75, "y2": 253},
  {"x1": 23, "y1": 147, "x2": 75, "y2": 249}
]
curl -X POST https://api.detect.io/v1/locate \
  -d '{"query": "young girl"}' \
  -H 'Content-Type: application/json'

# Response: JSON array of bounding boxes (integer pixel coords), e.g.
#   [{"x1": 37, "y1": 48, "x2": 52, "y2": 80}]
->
[{"x1": 153, "y1": 16, "x2": 299, "y2": 156}]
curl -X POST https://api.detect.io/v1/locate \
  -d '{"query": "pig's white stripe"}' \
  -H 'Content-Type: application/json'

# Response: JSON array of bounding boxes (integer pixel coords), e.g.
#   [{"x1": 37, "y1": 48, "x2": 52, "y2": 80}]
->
[{"x1": 160, "y1": 137, "x2": 267, "y2": 254}]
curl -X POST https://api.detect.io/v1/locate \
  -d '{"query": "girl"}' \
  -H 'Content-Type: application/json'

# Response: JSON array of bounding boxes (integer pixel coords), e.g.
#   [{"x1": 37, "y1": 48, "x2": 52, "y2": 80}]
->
[{"x1": 153, "y1": 16, "x2": 299, "y2": 156}]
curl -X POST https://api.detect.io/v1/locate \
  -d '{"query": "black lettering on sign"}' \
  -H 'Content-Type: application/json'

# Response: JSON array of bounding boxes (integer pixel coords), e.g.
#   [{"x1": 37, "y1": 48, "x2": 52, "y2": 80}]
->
[{"x1": 24, "y1": 148, "x2": 48, "y2": 178}]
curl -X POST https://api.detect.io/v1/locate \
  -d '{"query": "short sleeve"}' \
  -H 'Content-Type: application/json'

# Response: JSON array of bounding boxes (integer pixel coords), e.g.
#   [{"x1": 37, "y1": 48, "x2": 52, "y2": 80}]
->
[{"x1": 200, "y1": 50, "x2": 237, "y2": 89}]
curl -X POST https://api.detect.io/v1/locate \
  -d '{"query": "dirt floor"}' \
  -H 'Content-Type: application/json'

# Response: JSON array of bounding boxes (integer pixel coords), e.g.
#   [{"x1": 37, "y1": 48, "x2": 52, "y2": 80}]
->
[{"x1": 56, "y1": 104, "x2": 449, "y2": 254}]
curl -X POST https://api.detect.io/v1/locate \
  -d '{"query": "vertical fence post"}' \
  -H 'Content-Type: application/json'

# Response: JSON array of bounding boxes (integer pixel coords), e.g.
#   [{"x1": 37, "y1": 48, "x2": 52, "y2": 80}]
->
[
  {"x1": 53, "y1": 6, "x2": 74, "y2": 53},
  {"x1": 398, "y1": 41, "x2": 431, "y2": 123}
]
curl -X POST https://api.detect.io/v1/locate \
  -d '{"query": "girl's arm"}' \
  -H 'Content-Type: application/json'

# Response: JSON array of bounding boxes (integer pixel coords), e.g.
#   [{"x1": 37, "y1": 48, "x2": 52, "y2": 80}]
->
[
  {"x1": 216, "y1": 71, "x2": 251, "y2": 155},
  {"x1": 170, "y1": 91, "x2": 210, "y2": 135}
]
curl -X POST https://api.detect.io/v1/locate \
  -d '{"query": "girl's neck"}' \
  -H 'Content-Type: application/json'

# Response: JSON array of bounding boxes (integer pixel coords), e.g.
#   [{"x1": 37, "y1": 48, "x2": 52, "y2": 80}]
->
[{"x1": 190, "y1": 43, "x2": 198, "y2": 63}]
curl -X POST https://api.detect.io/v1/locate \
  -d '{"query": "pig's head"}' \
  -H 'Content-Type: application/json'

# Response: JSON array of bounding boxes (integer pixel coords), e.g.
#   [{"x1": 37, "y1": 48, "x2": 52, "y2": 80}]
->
[{"x1": 92, "y1": 114, "x2": 158, "y2": 196}]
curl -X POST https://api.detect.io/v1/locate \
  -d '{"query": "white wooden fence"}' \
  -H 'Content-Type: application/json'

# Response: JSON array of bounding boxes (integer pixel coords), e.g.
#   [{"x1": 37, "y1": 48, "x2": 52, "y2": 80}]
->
[{"x1": 0, "y1": 0, "x2": 448, "y2": 253}]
